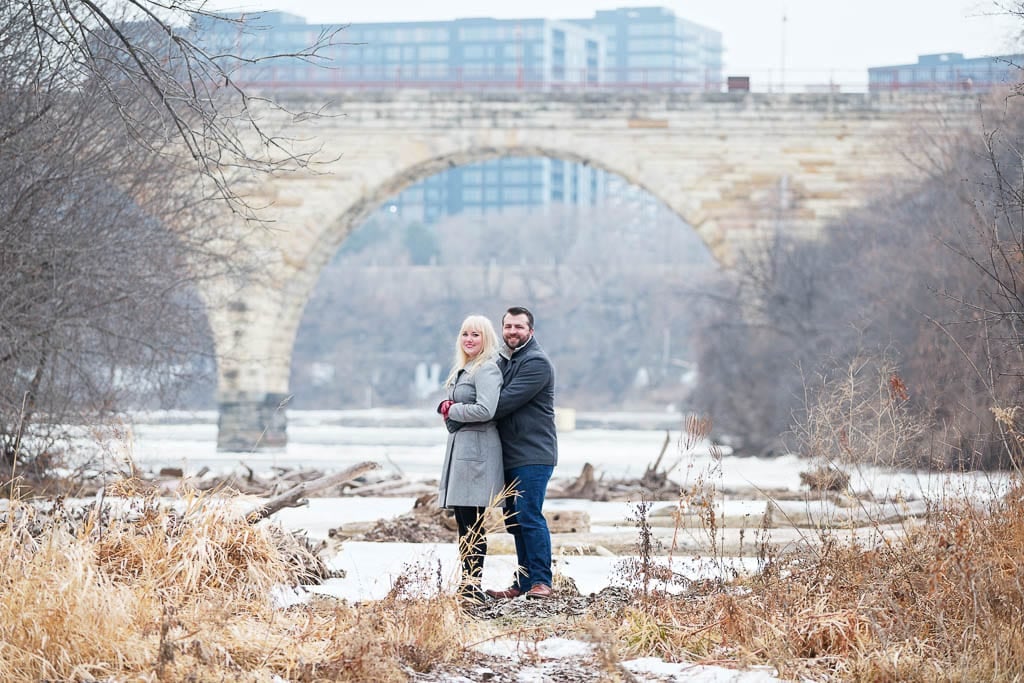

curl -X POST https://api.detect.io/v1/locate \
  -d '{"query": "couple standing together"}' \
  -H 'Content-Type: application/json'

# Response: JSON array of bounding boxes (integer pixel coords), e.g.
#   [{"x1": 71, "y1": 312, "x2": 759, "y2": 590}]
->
[{"x1": 436, "y1": 306, "x2": 557, "y2": 603}]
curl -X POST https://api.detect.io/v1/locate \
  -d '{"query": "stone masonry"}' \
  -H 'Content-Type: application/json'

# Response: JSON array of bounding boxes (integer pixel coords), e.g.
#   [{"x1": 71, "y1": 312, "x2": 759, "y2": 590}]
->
[{"x1": 202, "y1": 89, "x2": 984, "y2": 450}]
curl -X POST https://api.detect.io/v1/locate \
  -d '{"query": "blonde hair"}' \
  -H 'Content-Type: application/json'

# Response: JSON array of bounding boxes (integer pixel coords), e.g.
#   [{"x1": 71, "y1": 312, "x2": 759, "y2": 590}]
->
[{"x1": 444, "y1": 315, "x2": 500, "y2": 388}]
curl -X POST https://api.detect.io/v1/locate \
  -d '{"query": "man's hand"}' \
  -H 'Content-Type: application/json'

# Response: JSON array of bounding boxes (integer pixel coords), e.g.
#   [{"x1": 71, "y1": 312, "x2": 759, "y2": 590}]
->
[{"x1": 437, "y1": 399, "x2": 454, "y2": 418}]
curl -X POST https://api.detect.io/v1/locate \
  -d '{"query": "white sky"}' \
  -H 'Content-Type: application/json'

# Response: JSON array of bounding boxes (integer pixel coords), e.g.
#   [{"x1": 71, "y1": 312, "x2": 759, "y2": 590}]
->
[{"x1": 204, "y1": 0, "x2": 1022, "y2": 79}]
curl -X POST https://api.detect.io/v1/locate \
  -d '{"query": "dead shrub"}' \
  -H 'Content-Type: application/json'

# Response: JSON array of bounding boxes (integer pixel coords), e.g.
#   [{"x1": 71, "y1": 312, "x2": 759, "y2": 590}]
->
[
  {"x1": 799, "y1": 465, "x2": 851, "y2": 492},
  {"x1": 0, "y1": 519, "x2": 151, "y2": 681},
  {"x1": 92, "y1": 491, "x2": 299, "y2": 606},
  {"x1": 794, "y1": 354, "x2": 927, "y2": 468}
]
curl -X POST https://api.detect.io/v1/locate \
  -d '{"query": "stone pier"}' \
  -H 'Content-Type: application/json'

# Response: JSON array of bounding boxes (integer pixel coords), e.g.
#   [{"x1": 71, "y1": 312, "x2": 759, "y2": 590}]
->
[{"x1": 216, "y1": 392, "x2": 290, "y2": 451}]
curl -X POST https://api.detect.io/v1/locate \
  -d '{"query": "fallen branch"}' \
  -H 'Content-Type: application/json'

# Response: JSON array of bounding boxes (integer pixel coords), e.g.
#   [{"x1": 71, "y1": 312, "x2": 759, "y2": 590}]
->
[{"x1": 245, "y1": 461, "x2": 380, "y2": 523}]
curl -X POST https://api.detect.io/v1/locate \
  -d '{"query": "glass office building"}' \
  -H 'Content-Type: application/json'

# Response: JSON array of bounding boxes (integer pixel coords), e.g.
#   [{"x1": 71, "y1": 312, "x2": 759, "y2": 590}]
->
[
  {"x1": 868, "y1": 52, "x2": 1023, "y2": 91},
  {"x1": 198, "y1": 12, "x2": 603, "y2": 88},
  {"x1": 194, "y1": 8, "x2": 720, "y2": 223},
  {"x1": 570, "y1": 6, "x2": 723, "y2": 89}
]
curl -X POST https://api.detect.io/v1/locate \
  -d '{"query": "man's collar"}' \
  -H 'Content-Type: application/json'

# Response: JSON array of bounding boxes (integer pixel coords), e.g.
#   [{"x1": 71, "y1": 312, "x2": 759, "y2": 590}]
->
[{"x1": 501, "y1": 334, "x2": 534, "y2": 358}]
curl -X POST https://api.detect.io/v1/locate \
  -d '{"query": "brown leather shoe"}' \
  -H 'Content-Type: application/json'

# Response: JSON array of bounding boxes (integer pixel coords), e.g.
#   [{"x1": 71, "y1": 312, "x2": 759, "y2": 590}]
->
[
  {"x1": 485, "y1": 586, "x2": 523, "y2": 599},
  {"x1": 525, "y1": 583, "x2": 553, "y2": 599}
]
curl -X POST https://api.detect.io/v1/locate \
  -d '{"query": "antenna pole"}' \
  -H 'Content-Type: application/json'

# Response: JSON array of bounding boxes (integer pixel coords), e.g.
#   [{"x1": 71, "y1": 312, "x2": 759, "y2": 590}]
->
[{"x1": 780, "y1": 7, "x2": 788, "y2": 93}]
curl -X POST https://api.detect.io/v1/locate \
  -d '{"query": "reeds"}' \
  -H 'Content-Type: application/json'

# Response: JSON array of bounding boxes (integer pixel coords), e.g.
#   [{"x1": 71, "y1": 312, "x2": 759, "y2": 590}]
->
[
  {"x1": 595, "y1": 403, "x2": 1024, "y2": 682},
  {"x1": 598, "y1": 485, "x2": 1024, "y2": 681},
  {"x1": 0, "y1": 489, "x2": 470, "y2": 681}
]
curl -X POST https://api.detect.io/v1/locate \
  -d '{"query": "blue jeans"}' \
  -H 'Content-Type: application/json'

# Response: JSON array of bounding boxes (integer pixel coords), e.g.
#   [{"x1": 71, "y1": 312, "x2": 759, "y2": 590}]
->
[{"x1": 503, "y1": 464, "x2": 554, "y2": 590}]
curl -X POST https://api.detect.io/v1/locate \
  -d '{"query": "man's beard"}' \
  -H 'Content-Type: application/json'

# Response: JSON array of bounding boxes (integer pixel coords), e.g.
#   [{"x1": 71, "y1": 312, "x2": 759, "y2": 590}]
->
[{"x1": 505, "y1": 333, "x2": 528, "y2": 349}]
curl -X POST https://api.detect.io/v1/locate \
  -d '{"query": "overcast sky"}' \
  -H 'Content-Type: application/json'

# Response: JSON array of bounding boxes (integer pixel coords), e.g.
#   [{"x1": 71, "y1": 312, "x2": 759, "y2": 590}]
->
[{"x1": 204, "y1": 0, "x2": 1021, "y2": 79}]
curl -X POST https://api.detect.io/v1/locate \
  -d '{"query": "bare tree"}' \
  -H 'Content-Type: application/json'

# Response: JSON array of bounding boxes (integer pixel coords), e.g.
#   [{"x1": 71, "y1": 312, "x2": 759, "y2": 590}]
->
[
  {"x1": 690, "y1": 90, "x2": 1024, "y2": 467},
  {"x1": 291, "y1": 201, "x2": 715, "y2": 410},
  {"x1": 3, "y1": 2, "x2": 342, "y2": 208},
  {"x1": 1, "y1": 2, "x2": 344, "y2": 485}
]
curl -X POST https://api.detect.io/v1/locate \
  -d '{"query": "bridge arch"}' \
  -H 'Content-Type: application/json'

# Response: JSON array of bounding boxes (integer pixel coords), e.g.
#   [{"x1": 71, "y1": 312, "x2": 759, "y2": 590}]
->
[
  {"x1": 263, "y1": 145, "x2": 708, "y2": 434},
  {"x1": 204, "y1": 90, "x2": 979, "y2": 450},
  {"x1": 290, "y1": 142, "x2": 710, "y2": 333}
]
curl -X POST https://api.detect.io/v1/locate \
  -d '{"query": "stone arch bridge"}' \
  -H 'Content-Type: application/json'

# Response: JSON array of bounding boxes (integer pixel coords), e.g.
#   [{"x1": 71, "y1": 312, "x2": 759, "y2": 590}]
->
[{"x1": 203, "y1": 89, "x2": 981, "y2": 450}]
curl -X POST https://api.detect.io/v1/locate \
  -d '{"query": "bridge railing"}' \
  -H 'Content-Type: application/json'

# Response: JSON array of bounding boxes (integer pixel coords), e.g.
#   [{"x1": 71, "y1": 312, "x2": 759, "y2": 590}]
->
[{"x1": 232, "y1": 63, "x2": 1023, "y2": 94}]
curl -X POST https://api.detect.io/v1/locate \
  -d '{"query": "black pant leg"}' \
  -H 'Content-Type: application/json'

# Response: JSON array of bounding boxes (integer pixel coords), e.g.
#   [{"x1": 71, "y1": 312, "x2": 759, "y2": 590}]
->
[{"x1": 452, "y1": 505, "x2": 487, "y2": 582}]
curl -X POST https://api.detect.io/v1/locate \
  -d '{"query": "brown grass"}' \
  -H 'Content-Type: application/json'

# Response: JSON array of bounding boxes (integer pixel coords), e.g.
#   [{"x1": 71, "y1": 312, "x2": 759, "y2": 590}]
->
[
  {"x1": 585, "y1": 480, "x2": 1024, "y2": 682},
  {"x1": 553, "y1": 400, "x2": 1024, "y2": 681},
  {"x1": 0, "y1": 489, "x2": 471, "y2": 682},
  {"x1": 3, "y1": 421, "x2": 1024, "y2": 680}
]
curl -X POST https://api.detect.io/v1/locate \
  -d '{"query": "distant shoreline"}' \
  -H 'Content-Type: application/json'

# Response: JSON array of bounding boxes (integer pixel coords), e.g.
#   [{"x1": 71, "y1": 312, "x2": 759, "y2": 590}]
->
[{"x1": 125, "y1": 408, "x2": 685, "y2": 431}]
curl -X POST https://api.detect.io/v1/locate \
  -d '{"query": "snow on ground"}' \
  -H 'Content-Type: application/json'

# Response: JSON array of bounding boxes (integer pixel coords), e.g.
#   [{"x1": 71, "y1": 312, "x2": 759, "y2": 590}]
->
[
  {"x1": 125, "y1": 412, "x2": 1015, "y2": 682},
  {"x1": 297, "y1": 536, "x2": 760, "y2": 602},
  {"x1": 622, "y1": 658, "x2": 782, "y2": 682},
  {"x1": 443, "y1": 636, "x2": 784, "y2": 682}
]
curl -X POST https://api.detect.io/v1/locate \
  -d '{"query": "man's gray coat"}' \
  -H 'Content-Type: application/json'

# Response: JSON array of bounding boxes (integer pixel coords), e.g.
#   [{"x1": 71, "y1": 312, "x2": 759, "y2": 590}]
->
[{"x1": 494, "y1": 336, "x2": 558, "y2": 470}]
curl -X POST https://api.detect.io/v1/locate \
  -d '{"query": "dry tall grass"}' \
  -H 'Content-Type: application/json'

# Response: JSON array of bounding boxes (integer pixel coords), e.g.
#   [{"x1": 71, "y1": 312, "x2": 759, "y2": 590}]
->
[
  {"x1": 0, "y1": 490, "x2": 470, "y2": 682},
  {"x1": 591, "y1": 398, "x2": 1024, "y2": 682},
  {"x1": 601, "y1": 482, "x2": 1024, "y2": 681}
]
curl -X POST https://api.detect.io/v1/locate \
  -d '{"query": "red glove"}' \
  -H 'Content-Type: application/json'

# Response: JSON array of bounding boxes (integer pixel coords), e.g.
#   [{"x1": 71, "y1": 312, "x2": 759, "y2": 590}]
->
[{"x1": 437, "y1": 400, "x2": 454, "y2": 419}]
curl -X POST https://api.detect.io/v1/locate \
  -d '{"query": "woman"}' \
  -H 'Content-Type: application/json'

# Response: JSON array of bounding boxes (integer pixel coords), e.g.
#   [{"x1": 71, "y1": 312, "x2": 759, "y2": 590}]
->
[{"x1": 436, "y1": 314, "x2": 504, "y2": 605}]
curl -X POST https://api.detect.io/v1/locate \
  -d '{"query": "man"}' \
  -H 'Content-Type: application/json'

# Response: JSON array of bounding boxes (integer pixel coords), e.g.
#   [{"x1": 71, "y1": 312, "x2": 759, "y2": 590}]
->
[{"x1": 486, "y1": 306, "x2": 558, "y2": 600}]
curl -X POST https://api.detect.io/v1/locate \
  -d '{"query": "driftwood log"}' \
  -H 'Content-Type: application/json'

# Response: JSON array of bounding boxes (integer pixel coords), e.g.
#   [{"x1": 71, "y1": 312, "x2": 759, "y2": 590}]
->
[
  {"x1": 245, "y1": 461, "x2": 379, "y2": 523},
  {"x1": 546, "y1": 431, "x2": 690, "y2": 502},
  {"x1": 561, "y1": 462, "x2": 599, "y2": 499},
  {"x1": 639, "y1": 431, "x2": 674, "y2": 490}
]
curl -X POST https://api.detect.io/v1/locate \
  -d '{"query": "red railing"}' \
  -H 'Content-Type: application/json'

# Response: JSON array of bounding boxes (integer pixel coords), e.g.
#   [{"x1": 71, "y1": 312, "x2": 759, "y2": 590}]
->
[{"x1": 230, "y1": 64, "x2": 1021, "y2": 94}]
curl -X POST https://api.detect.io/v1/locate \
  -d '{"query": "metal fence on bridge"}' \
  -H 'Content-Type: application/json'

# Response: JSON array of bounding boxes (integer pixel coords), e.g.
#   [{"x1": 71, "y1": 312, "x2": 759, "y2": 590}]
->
[{"x1": 236, "y1": 64, "x2": 1022, "y2": 94}]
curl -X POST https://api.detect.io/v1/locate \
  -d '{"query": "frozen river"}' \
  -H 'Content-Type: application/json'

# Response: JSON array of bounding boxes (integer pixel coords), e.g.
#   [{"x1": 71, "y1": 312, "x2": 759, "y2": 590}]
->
[
  {"x1": 131, "y1": 411, "x2": 718, "y2": 482},
  {"x1": 126, "y1": 409, "x2": 1010, "y2": 503}
]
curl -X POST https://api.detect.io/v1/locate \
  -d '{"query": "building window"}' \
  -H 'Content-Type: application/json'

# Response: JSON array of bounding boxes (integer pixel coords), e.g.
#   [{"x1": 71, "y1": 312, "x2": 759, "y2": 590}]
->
[
  {"x1": 459, "y1": 26, "x2": 503, "y2": 40},
  {"x1": 417, "y1": 63, "x2": 448, "y2": 78},
  {"x1": 463, "y1": 44, "x2": 489, "y2": 59},
  {"x1": 628, "y1": 23, "x2": 674, "y2": 36},
  {"x1": 417, "y1": 44, "x2": 446, "y2": 58},
  {"x1": 631, "y1": 38, "x2": 675, "y2": 51},
  {"x1": 502, "y1": 169, "x2": 529, "y2": 183},
  {"x1": 411, "y1": 28, "x2": 444, "y2": 41},
  {"x1": 630, "y1": 54, "x2": 674, "y2": 67}
]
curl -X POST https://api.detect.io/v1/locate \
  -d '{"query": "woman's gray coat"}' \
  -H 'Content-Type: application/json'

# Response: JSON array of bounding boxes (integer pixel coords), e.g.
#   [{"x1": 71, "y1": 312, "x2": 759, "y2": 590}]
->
[{"x1": 438, "y1": 359, "x2": 504, "y2": 508}]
